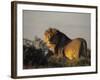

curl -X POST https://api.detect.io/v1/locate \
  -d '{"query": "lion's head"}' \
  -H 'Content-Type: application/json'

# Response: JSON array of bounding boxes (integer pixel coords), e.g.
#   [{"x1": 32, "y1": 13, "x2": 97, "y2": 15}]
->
[{"x1": 44, "y1": 28, "x2": 57, "y2": 51}]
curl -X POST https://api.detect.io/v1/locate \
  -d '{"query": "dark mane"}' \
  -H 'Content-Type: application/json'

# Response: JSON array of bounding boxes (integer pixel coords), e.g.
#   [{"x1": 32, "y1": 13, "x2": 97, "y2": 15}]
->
[
  {"x1": 50, "y1": 30, "x2": 71, "y2": 47},
  {"x1": 49, "y1": 29, "x2": 71, "y2": 55}
]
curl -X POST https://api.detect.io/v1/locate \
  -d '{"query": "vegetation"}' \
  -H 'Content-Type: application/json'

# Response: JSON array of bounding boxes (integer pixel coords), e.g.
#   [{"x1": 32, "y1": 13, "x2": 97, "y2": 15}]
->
[{"x1": 23, "y1": 37, "x2": 90, "y2": 69}]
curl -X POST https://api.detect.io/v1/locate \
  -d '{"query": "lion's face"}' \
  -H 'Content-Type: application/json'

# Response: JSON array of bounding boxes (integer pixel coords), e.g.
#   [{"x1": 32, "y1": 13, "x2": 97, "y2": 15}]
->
[{"x1": 44, "y1": 28, "x2": 57, "y2": 50}]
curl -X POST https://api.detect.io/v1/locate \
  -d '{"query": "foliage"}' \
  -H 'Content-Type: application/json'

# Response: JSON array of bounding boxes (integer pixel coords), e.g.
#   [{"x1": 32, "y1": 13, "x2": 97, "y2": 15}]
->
[{"x1": 23, "y1": 37, "x2": 90, "y2": 69}]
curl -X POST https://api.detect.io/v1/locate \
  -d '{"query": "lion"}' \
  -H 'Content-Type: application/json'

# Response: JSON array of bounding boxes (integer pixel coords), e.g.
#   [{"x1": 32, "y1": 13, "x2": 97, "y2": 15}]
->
[{"x1": 44, "y1": 28, "x2": 87, "y2": 65}]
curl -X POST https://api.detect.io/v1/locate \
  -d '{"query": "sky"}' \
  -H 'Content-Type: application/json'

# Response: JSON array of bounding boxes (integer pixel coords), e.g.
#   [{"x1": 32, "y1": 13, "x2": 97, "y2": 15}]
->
[{"x1": 23, "y1": 10, "x2": 91, "y2": 49}]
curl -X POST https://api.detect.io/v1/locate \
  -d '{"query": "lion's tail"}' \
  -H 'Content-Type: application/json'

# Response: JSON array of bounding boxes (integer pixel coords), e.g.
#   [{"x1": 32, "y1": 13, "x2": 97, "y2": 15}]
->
[{"x1": 79, "y1": 38, "x2": 87, "y2": 57}]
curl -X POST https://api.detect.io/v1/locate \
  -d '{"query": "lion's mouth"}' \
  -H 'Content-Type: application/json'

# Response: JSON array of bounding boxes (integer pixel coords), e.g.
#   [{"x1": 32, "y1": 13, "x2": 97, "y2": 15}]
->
[{"x1": 44, "y1": 41, "x2": 55, "y2": 52}]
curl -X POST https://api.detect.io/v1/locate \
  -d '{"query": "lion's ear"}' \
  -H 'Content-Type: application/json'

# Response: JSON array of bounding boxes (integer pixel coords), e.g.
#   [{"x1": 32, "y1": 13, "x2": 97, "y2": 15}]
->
[
  {"x1": 48, "y1": 28, "x2": 57, "y2": 34},
  {"x1": 52, "y1": 30, "x2": 57, "y2": 35}
]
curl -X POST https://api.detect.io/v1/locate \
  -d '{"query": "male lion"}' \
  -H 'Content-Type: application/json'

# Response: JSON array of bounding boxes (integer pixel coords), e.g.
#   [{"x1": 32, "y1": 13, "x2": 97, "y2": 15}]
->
[{"x1": 44, "y1": 28, "x2": 87, "y2": 65}]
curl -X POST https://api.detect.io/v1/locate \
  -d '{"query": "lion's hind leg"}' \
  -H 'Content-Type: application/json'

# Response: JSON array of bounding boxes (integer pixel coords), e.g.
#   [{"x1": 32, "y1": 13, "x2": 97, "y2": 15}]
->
[{"x1": 64, "y1": 39, "x2": 81, "y2": 65}]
